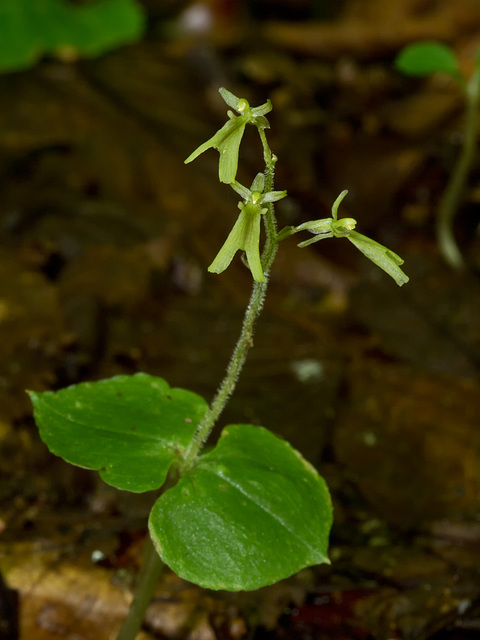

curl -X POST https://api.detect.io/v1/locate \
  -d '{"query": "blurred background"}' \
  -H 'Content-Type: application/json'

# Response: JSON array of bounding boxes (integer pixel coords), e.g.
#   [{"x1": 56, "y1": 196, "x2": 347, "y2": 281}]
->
[{"x1": 1, "y1": 1, "x2": 480, "y2": 638}]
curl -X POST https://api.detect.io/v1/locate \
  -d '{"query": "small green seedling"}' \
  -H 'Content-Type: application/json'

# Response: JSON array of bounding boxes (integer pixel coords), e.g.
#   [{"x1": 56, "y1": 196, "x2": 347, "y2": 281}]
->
[
  {"x1": 395, "y1": 41, "x2": 465, "y2": 85},
  {"x1": 395, "y1": 41, "x2": 480, "y2": 269},
  {"x1": 29, "y1": 88, "x2": 408, "y2": 640}
]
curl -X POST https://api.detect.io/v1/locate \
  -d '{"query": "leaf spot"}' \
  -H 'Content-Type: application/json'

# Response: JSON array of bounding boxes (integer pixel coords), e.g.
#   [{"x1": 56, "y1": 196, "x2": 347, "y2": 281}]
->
[{"x1": 214, "y1": 464, "x2": 229, "y2": 477}]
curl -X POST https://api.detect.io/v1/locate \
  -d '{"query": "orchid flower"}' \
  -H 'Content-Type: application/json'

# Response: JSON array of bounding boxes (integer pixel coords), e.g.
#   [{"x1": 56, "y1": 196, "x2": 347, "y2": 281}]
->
[
  {"x1": 295, "y1": 191, "x2": 409, "y2": 286},
  {"x1": 185, "y1": 88, "x2": 272, "y2": 184},
  {"x1": 209, "y1": 174, "x2": 287, "y2": 282}
]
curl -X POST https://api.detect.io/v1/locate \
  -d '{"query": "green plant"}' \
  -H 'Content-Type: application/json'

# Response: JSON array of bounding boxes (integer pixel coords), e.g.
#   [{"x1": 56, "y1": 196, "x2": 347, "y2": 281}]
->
[
  {"x1": 0, "y1": 0, "x2": 145, "y2": 73},
  {"x1": 395, "y1": 41, "x2": 480, "y2": 270},
  {"x1": 29, "y1": 87, "x2": 409, "y2": 640}
]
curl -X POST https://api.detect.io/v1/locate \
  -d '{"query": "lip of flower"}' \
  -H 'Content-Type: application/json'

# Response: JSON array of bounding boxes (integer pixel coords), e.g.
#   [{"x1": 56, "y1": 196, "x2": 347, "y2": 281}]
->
[
  {"x1": 208, "y1": 200, "x2": 267, "y2": 283},
  {"x1": 207, "y1": 176, "x2": 287, "y2": 282}
]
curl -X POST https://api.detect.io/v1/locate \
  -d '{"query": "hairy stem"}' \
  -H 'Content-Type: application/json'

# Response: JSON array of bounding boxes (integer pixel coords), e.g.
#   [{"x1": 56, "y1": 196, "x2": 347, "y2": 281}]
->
[
  {"x1": 181, "y1": 156, "x2": 279, "y2": 472},
  {"x1": 436, "y1": 67, "x2": 480, "y2": 269},
  {"x1": 118, "y1": 127, "x2": 280, "y2": 640}
]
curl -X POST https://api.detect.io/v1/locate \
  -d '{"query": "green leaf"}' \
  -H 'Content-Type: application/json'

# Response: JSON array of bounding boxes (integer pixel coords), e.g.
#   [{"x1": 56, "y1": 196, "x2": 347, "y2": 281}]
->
[
  {"x1": 395, "y1": 41, "x2": 463, "y2": 83},
  {"x1": 60, "y1": 0, "x2": 145, "y2": 58},
  {"x1": 0, "y1": 0, "x2": 145, "y2": 73},
  {"x1": 28, "y1": 374, "x2": 208, "y2": 493},
  {"x1": 149, "y1": 424, "x2": 332, "y2": 591}
]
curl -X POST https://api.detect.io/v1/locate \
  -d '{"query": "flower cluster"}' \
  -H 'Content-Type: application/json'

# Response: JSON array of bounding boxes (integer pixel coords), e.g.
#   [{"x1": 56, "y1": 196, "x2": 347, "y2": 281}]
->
[
  {"x1": 185, "y1": 88, "x2": 284, "y2": 282},
  {"x1": 184, "y1": 88, "x2": 408, "y2": 287}
]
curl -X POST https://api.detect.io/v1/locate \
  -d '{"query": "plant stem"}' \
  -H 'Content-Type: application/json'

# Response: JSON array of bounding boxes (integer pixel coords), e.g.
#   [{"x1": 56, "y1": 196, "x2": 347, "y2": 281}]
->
[
  {"x1": 118, "y1": 123, "x2": 280, "y2": 640},
  {"x1": 117, "y1": 535, "x2": 165, "y2": 640},
  {"x1": 181, "y1": 154, "x2": 279, "y2": 472},
  {"x1": 436, "y1": 67, "x2": 480, "y2": 269}
]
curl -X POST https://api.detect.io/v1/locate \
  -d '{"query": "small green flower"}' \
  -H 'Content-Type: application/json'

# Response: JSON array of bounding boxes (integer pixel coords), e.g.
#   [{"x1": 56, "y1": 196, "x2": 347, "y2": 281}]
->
[
  {"x1": 296, "y1": 191, "x2": 409, "y2": 287},
  {"x1": 185, "y1": 88, "x2": 272, "y2": 184},
  {"x1": 209, "y1": 174, "x2": 287, "y2": 282}
]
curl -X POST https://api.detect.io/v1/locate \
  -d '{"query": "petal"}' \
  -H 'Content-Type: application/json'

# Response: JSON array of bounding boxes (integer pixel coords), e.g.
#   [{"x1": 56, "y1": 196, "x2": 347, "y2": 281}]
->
[
  {"x1": 250, "y1": 173, "x2": 265, "y2": 193},
  {"x1": 252, "y1": 115, "x2": 270, "y2": 130},
  {"x1": 331, "y1": 217, "x2": 357, "y2": 237},
  {"x1": 297, "y1": 235, "x2": 331, "y2": 248},
  {"x1": 261, "y1": 190, "x2": 287, "y2": 204},
  {"x1": 252, "y1": 100, "x2": 273, "y2": 117},
  {"x1": 331, "y1": 190, "x2": 348, "y2": 221},
  {"x1": 219, "y1": 87, "x2": 242, "y2": 111},
  {"x1": 230, "y1": 181, "x2": 252, "y2": 200},
  {"x1": 295, "y1": 218, "x2": 333, "y2": 234}
]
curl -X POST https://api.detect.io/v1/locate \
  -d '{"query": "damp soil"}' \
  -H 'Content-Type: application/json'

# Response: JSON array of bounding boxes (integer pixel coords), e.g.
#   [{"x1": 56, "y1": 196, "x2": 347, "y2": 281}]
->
[{"x1": 1, "y1": 1, "x2": 480, "y2": 639}]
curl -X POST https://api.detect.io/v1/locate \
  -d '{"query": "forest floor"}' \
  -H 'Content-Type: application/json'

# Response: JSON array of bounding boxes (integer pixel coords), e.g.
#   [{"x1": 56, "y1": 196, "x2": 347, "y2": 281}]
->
[{"x1": 1, "y1": 1, "x2": 480, "y2": 638}]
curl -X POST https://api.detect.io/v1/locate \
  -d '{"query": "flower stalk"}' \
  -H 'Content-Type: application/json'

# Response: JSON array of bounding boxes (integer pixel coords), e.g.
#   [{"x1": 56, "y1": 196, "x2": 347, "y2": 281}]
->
[{"x1": 118, "y1": 86, "x2": 410, "y2": 640}]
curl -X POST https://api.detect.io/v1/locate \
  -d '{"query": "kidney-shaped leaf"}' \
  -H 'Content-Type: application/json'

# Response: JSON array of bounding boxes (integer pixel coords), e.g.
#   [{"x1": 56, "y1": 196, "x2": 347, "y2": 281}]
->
[
  {"x1": 29, "y1": 374, "x2": 208, "y2": 493},
  {"x1": 149, "y1": 424, "x2": 332, "y2": 591}
]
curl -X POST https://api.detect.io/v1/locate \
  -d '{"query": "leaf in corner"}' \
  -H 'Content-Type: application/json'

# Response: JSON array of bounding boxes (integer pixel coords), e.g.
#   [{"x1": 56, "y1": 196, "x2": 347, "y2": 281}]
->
[
  {"x1": 28, "y1": 373, "x2": 208, "y2": 493},
  {"x1": 0, "y1": 0, "x2": 145, "y2": 73}
]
